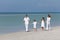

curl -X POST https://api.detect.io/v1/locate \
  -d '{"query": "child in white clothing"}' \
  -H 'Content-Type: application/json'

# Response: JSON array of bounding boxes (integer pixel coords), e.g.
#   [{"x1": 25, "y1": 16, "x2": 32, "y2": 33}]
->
[
  {"x1": 41, "y1": 17, "x2": 45, "y2": 31},
  {"x1": 33, "y1": 19, "x2": 37, "y2": 31}
]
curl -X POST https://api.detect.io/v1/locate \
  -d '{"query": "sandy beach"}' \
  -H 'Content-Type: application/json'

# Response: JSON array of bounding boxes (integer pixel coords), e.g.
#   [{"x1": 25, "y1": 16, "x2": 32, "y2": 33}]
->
[{"x1": 0, "y1": 26, "x2": 60, "y2": 40}]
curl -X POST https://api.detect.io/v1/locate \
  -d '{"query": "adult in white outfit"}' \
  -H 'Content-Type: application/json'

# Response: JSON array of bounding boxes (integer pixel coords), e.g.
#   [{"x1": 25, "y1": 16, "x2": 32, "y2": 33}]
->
[
  {"x1": 24, "y1": 15, "x2": 30, "y2": 32},
  {"x1": 46, "y1": 14, "x2": 51, "y2": 30}
]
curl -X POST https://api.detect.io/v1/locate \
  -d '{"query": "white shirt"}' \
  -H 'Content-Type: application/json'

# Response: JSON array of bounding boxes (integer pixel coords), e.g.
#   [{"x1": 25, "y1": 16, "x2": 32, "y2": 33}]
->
[
  {"x1": 47, "y1": 17, "x2": 51, "y2": 24},
  {"x1": 24, "y1": 17, "x2": 30, "y2": 24},
  {"x1": 33, "y1": 21, "x2": 37, "y2": 28},
  {"x1": 41, "y1": 20, "x2": 45, "y2": 27}
]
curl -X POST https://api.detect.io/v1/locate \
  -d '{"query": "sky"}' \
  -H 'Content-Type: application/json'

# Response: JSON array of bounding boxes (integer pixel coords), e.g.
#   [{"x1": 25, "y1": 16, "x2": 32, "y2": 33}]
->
[{"x1": 0, "y1": 0, "x2": 60, "y2": 12}]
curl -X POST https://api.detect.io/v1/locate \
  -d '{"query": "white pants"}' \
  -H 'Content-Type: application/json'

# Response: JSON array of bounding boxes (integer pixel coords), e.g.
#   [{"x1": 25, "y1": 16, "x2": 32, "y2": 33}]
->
[
  {"x1": 46, "y1": 23, "x2": 51, "y2": 30},
  {"x1": 25, "y1": 24, "x2": 29, "y2": 32}
]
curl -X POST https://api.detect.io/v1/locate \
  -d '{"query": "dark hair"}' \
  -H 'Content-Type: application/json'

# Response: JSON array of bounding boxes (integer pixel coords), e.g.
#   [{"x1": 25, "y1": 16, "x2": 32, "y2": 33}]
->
[
  {"x1": 25, "y1": 14, "x2": 28, "y2": 17},
  {"x1": 48, "y1": 14, "x2": 51, "y2": 17},
  {"x1": 42, "y1": 17, "x2": 44, "y2": 19},
  {"x1": 42, "y1": 17, "x2": 45, "y2": 21},
  {"x1": 34, "y1": 19, "x2": 36, "y2": 21}
]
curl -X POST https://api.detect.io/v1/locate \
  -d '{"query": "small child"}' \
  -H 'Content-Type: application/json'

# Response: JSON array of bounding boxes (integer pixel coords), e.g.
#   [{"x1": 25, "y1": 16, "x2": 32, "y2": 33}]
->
[
  {"x1": 41, "y1": 17, "x2": 45, "y2": 31},
  {"x1": 33, "y1": 19, "x2": 37, "y2": 31}
]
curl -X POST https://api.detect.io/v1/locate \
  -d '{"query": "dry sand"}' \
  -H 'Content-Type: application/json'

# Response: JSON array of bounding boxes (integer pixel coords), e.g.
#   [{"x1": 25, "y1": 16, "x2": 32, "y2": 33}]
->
[{"x1": 0, "y1": 26, "x2": 60, "y2": 40}]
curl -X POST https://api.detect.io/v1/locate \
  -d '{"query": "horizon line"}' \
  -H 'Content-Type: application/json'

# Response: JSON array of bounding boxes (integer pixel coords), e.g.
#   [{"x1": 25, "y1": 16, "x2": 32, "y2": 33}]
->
[{"x1": 0, "y1": 12, "x2": 60, "y2": 14}]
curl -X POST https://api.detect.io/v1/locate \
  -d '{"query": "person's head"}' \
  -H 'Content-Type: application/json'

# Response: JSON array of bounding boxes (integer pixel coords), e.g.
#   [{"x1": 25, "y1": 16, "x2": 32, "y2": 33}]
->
[
  {"x1": 48, "y1": 14, "x2": 51, "y2": 17},
  {"x1": 25, "y1": 14, "x2": 28, "y2": 17},
  {"x1": 42, "y1": 17, "x2": 45, "y2": 21},
  {"x1": 42, "y1": 17, "x2": 44, "y2": 19},
  {"x1": 34, "y1": 19, "x2": 36, "y2": 22}
]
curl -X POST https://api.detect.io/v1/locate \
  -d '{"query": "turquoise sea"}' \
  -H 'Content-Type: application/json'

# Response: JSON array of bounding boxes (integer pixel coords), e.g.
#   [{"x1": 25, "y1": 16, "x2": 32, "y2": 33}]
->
[{"x1": 0, "y1": 12, "x2": 60, "y2": 34}]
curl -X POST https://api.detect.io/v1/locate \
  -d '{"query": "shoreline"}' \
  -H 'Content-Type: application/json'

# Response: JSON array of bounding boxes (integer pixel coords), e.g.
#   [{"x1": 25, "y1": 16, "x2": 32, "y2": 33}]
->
[
  {"x1": 0, "y1": 26, "x2": 59, "y2": 35},
  {"x1": 0, "y1": 26, "x2": 60, "y2": 40}
]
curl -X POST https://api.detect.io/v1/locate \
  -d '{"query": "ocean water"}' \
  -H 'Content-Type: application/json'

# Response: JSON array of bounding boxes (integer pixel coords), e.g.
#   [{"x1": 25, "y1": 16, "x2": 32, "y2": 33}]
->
[{"x1": 0, "y1": 12, "x2": 60, "y2": 34}]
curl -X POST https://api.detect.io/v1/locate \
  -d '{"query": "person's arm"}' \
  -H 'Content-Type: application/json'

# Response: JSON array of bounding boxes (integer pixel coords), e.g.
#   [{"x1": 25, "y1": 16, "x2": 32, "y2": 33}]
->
[
  {"x1": 28, "y1": 17, "x2": 30, "y2": 23},
  {"x1": 23, "y1": 18, "x2": 25, "y2": 22}
]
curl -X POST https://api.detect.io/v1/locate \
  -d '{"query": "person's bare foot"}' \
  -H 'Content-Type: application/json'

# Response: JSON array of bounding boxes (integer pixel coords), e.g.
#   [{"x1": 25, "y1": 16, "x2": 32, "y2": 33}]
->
[{"x1": 25, "y1": 31, "x2": 29, "y2": 32}]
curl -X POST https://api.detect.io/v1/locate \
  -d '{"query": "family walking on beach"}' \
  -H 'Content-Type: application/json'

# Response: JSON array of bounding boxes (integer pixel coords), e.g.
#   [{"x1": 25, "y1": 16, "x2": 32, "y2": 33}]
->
[{"x1": 24, "y1": 14, "x2": 51, "y2": 32}]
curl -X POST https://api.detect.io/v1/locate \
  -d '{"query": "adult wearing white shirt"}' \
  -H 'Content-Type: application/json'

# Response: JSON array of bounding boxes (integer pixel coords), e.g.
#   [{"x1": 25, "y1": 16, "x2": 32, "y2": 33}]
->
[
  {"x1": 24, "y1": 15, "x2": 30, "y2": 32},
  {"x1": 46, "y1": 14, "x2": 51, "y2": 30}
]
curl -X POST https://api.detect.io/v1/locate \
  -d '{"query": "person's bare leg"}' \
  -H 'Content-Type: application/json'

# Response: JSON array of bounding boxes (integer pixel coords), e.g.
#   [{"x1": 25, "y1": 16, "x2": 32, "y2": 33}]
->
[
  {"x1": 41, "y1": 27, "x2": 44, "y2": 31},
  {"x1": 34, "y1": 28, "x2": 37, "y2": 32}
]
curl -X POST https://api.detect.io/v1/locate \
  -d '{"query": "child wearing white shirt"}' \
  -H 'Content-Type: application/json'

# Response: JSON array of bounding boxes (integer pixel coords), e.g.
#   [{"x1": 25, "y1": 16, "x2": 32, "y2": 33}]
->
[{"x1": 33, "y1": 19, "x2": 37, "y2": 31}]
